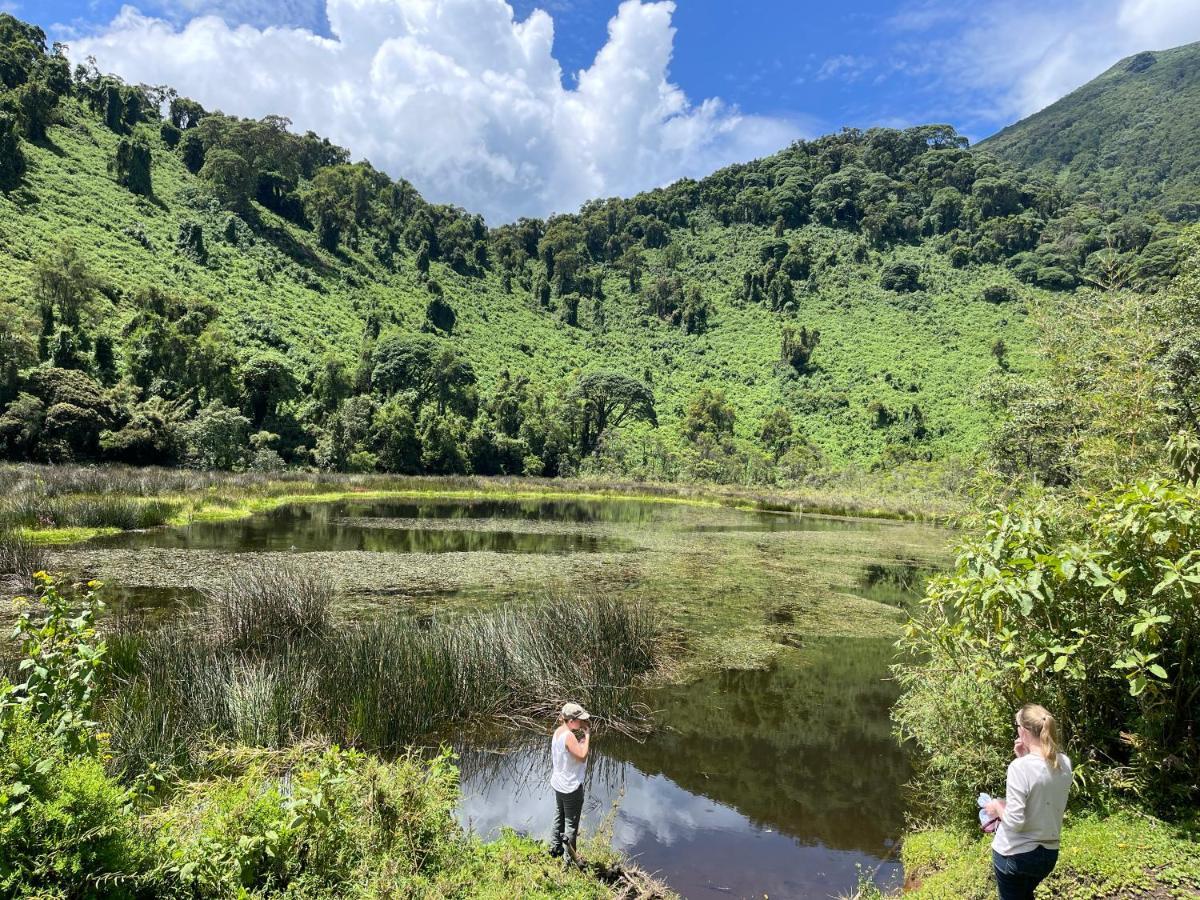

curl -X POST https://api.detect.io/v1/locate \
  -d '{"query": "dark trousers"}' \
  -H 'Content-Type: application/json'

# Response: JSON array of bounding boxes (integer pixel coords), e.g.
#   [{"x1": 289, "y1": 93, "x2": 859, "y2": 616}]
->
[
  {"x1": 552, "y1": 786, "x2": 584, "y2": 854},
  {"x1": 993, "y1": 846, "x2": 1059, "y2": 900}
]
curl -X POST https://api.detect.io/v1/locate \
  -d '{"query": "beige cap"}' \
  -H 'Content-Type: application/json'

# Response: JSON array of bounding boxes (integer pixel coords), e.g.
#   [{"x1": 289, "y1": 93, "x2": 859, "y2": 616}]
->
[{"x1": 561, "y1": 702, "x2": 590, "y2": 721}]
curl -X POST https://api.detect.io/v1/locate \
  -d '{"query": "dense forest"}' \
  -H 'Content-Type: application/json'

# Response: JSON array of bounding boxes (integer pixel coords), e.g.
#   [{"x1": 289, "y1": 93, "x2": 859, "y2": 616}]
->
[
  {"x1": 0, "y1": 12, "x2": 1188, "y2": 486},
  {"x1": 980, "y1": 41, "x2": 1200, "y2": 222}
]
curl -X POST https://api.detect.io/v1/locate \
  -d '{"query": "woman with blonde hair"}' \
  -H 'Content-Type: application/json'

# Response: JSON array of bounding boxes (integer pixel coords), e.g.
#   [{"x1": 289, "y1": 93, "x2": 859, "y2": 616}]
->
[{"x1": 983, "y1": 704, "x2": 1073, "y2": 900}]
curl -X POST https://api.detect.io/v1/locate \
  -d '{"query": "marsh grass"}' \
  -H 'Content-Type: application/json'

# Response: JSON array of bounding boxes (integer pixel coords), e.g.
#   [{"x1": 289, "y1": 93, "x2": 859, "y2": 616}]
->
[
  {"x1": 0, "y1": 525, "x2": 47, "y2": 578},
  {"x1": 103, "y1": 563, "x2": 661, "y2": 773},
  {"x1": 0, "y1": 491, "x2": 180, "y2": 531},
  {"x1": 0, "y1": 462, "x2": 962, "y2": 537}
]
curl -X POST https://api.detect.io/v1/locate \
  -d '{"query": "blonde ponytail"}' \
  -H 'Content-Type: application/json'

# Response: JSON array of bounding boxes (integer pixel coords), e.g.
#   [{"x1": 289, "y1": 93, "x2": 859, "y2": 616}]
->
[{"x1": 1018, "y1": 703, "x2": 1061, "y2": 770}]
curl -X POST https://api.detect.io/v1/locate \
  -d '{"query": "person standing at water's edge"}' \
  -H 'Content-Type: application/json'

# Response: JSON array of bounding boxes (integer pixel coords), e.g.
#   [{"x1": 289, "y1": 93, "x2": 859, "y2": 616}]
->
[
  {"x1": 550, "y1": 702, "x2": 591, "y2": 861},
  {"x1": 984, "y1": 704, "x2": 1073, "y2": 900}
]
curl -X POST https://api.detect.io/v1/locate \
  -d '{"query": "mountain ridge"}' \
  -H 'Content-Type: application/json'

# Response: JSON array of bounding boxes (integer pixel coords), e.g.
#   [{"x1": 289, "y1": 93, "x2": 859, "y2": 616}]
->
[{"x1": 978, "y1": 40, "x2": 1200, "y2": 221}]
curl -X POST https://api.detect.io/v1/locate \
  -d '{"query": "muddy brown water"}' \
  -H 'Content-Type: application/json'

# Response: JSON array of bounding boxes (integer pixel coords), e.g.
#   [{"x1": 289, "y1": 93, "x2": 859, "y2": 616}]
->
[{"x1": 83, "y1": 496, "x2": 940, "y2": 899}]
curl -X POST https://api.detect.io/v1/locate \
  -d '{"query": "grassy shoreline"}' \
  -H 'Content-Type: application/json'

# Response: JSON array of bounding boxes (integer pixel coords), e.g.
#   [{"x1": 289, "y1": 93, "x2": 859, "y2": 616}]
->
[
  {"x1": 893, "y1": 810, "x2": 1200, "y2": 899},
  {"x1": 1, "y1": 463, "x2": 965, "y2": 547}
]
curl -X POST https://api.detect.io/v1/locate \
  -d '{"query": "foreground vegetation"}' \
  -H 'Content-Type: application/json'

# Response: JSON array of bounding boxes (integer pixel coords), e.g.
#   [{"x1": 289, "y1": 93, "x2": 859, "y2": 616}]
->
[
  {"x1": 1, "y1": 573, "x2": 671, "y2": 898},
  {"x1": 899, "y1": 812, "x2": 1200, "y2": 899},
  {"x1": 105, "y1": 569, "x2": 661, "y2": 773},
  {"x1": 884, "y1": 228, "x2": 1200, "y2": 897}
]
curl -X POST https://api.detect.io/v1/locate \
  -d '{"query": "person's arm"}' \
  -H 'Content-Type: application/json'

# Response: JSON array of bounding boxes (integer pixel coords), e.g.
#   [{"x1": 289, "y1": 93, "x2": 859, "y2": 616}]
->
[
  {"x1": 566, "y1": 729, "x2": 590, "y2": 761},
  {"x1": 998, "y1": 761, "x2": 1028, "y2": 831}
]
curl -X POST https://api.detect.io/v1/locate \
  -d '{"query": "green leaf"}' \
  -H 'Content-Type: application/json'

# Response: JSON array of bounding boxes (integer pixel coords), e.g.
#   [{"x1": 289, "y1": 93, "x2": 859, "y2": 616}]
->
[
  {"x1": 1148, "y1": 664, "x2": 1168, "y2": 680},
  {"x1": 1053, "y1": 655, "x2": 1069, "y2": 672}
]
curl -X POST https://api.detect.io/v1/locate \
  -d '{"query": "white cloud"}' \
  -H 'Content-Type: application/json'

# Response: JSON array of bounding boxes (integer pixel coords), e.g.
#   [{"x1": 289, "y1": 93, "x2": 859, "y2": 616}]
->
[
  {"x1": 815, "y1": 54, "x2": 873, "y2": 83},
  {"x1": 891, "y1": 0, "x2": 1200, "y2": 129},
  {"x1": 68, "y1": 0, "x2": 802, "y2": 223}
]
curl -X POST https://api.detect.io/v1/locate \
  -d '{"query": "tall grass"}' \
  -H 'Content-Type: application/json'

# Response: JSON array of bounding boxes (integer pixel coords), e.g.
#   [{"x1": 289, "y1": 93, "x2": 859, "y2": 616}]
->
[
  {"x1": 103, "y1": 562, "x2": 661, "y2": 773},
  {"x1": 0, "y1": 526, "x2": 48, "y2": 578},
  {"x1": 0, "y1": 460, "x2": 959, "y2": 527},
  {"x1": 0, "y1": 493, "x2": 180, "y2": 531}
]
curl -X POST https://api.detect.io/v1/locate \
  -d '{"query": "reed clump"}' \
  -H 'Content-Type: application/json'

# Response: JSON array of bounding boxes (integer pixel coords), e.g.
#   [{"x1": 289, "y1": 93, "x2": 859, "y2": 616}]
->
[
  {"x1": 0, "y1": 525, "x2": 47, "y2": 579},
  {"x1": 104, "y1": 562, "x2": 661, "y2": 773},
  {"x1": 0, "y1": 492, "x2": 180, "y2": 531}
]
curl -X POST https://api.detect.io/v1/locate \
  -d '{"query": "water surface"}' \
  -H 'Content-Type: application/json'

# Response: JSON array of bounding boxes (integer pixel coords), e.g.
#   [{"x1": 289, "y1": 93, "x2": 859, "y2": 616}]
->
[
  {"x1": 455, "y1": 637, "x2": 908, "y2": 899},
  {"x1": 68, "y1": 494, "x2": 947, "y2": 898},
  {"x1": 88, "y1": 500, "x2": 627, "y2": 553}
]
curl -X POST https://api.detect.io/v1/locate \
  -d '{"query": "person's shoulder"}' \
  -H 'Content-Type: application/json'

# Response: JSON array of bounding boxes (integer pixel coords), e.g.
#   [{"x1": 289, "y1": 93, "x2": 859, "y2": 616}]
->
[
  {"x1": 1058, "y1": 753, "x2": 1073, "y2": 774},
  {"x1": 1008, "y1": 753, "x2": 1043, "y2": 777}
]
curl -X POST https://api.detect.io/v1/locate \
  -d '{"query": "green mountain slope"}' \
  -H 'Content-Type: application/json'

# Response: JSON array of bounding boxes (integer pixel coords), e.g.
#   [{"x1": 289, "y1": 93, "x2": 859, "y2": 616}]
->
[
  {"x1": 978, "y1": 41, "x2": 1200, "y2": 221},
  {"x1": 0, "y1": 14, "x2": 1180, "y2": 483}
]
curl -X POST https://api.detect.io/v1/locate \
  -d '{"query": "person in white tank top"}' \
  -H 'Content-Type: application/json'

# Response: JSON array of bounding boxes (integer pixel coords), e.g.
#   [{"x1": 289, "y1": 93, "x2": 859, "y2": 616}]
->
[{"x1": 549, "y1": 701, "x2": 591, "y2": 862}]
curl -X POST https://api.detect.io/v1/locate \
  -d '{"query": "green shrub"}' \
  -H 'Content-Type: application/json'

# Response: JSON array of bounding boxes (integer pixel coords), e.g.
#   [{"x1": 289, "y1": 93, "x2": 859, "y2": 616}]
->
[
  {"x1": 0, "y1": 706, "x2": 144, "y2": 898},
  {"x1": 895, "y1": 480, "x2": 1200, "y2": 818},
  {"x1": 3, "y1": 574, "x2": 106, "y2": 754},
  {"x1": 145, "y1": 745, "x2": 462, "y2": 896}
]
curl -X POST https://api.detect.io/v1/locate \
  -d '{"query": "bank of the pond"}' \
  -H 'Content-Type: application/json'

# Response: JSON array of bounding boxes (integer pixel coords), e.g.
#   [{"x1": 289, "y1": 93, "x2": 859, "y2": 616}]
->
[
  {"x1": 2, "y1": 464, "x2": 965, "y2": 547},
  {"x1": 891, "y1": 811, "x2": 1200, "y2": 899}
]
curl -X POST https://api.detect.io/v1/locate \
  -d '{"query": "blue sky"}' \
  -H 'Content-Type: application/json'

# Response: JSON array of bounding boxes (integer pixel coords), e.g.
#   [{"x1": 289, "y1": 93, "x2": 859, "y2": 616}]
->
[{"x1": 13, "y1": 0, "x2": 1200, "y2": 221}]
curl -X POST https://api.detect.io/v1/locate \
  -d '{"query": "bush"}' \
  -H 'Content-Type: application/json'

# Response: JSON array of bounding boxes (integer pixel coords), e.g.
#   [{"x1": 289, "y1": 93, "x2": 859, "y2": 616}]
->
[
  {"x1": 0, "y1": 706, "x2": 144, "y2": 898},
  {"x1": 0, "y1": 111, "x2": 25, "y2": 189},
  {"x1": 981, "y1": 283, "x2": 1018, "y2": 304},
  {"x1": 895, "y1": 480, "x2": 1200, "y2": 818},
  {"x1": 112, "y1": 134, "x2": 153, "y2": 196},
  {"x1": 880, "y1": 260, "x2": 922, "y2": 292}
]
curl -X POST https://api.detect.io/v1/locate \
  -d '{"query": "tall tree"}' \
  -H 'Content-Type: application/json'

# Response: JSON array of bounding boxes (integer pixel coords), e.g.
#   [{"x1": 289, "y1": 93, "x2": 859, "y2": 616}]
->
[{"x1": 572, "y1": 371, "x2": 656, "y2": 456}]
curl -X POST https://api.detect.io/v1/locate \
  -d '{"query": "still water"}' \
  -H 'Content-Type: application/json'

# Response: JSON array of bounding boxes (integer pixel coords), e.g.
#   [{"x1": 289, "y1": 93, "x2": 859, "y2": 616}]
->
[
  {"x1": 77, "y1": 495, "x2": 941, "y2": 899},
  {"x1": 455, "y1": 638, "x2": 908, "y2": 899},
  {"x1": 86, "y1": 499, "x2": 637, "y2": 553}
]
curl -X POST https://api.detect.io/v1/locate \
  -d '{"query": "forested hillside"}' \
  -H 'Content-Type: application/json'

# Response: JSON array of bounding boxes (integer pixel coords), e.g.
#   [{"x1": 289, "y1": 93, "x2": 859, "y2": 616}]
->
[
  {"x1": 979, "y1": 41, "x2": 1200, "y2": 222},
  {"x1": 0, "y1": 14, "x2": 1184, "y2": 483}
]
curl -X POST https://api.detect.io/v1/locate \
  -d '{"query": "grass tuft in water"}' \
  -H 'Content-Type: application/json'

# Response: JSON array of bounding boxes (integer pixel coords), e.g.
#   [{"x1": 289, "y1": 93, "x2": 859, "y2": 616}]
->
[{"x1": 103, "y1": 564, "x2": 662, "y2": 773}]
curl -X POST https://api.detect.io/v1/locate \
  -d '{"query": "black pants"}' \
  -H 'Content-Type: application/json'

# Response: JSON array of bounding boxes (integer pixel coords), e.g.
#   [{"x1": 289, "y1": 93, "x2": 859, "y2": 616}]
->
[
  {"x1": 552, "y1": 786, "x2": 584, "y2": 854},
  {"x1": 993, "y1": 846, "x2": 1059, "y2": 900}
]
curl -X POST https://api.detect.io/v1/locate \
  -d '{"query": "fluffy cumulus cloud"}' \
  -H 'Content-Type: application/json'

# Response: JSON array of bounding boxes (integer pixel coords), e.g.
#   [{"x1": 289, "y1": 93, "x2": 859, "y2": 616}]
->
[
  {"x1": 891, "y1": 0, "x2": 1200, "y2": 128},
  {"x1": 69, "y1": 0, "x2": 800, "y2": 222}
]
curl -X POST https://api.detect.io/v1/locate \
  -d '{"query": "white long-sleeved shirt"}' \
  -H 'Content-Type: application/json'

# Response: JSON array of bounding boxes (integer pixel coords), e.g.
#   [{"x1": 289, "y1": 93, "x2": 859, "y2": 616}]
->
[{"x1": 992, "y1": 752, "x2": 1073, "y2": 857}]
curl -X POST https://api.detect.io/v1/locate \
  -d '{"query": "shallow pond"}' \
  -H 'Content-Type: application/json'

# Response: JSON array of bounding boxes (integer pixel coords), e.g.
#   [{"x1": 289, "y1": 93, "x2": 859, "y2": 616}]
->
[
  {"x1": 62, "y1": 494, "x2": 949, "y2": 899},
  {"x1": 454, "y1": 637, "x2": 907, "y2": 899},
  {"x1": 86, "y1": 499, "x2": 638, "y2": 553}
]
